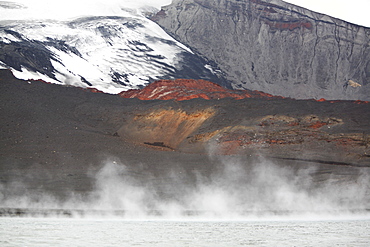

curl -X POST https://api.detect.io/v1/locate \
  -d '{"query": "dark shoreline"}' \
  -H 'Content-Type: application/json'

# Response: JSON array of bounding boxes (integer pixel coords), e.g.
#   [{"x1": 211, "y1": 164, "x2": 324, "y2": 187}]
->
[{"x1": 2, "y1": 208, "x2": 369, "y2": 218}]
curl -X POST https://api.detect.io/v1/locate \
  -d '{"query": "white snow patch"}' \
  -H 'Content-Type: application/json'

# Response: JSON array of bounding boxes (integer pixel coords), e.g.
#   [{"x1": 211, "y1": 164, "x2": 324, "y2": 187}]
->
[
  {"x1": 205, "y1": 64, "x2": 215, "y2": 74},
  {"x1": 148, "y1": 86, "x2": 168, "y2": 99},
  {"x1": 0, "y1": 33, "x2": 21, "y2": 43},
  {"x1": 156, "y1": 90, "x2": 174, "y2": 99},
  {"x1": 11, "y1": 67, "x2": 61, "y2": 84}
]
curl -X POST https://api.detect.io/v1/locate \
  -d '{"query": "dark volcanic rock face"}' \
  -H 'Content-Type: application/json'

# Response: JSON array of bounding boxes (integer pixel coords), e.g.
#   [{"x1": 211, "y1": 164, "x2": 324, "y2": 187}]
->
[{"x1": 153, "y1": 0, "x2": 370, "y2": 100}]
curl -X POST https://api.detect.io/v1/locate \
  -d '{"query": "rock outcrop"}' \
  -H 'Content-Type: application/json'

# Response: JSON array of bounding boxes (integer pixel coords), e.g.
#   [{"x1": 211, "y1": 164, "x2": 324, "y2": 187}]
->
[
  {"x1": 119, "y1": 78, "x2": 279, "y2": 100},
  {"x1": 119, "y1": 102, "x2": 370, "y2": 165},
  {"x1": 153, "y1": 0, "x2": 370, "y2": 100},
  {"x1": 116, "y1": 77, "x2": 370, "y2": 166}
]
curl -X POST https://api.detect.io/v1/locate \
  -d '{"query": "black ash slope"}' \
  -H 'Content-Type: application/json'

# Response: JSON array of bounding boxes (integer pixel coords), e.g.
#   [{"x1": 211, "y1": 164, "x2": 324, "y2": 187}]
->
[{"x1": 0, "y1": 69, "x2": 369, "y2": 210}]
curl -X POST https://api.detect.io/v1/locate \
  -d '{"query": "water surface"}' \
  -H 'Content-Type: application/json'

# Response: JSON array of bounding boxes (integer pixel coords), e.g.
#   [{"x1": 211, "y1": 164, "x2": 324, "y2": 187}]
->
[{"x1": 1, "y1": 217, "x2": 369, "y2": 246}]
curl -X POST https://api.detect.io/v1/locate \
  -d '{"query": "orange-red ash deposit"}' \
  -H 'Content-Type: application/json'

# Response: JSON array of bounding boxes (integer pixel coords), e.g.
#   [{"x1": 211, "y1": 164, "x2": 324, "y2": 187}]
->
[{"x1": 119, "y1": 79, "x2": 280, "y2": 101}]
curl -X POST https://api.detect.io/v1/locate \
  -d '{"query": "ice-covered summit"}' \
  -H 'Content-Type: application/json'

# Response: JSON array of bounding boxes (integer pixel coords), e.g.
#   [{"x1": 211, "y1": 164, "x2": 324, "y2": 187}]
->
[{"x1": 0, "y1": 1, "x2": 225, "y2": 93}]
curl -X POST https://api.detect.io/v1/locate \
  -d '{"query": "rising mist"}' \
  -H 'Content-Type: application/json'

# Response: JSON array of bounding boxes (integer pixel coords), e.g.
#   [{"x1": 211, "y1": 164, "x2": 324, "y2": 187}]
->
[{"x1": 1, "y1": 155, "x2": 369, "y2": 219}]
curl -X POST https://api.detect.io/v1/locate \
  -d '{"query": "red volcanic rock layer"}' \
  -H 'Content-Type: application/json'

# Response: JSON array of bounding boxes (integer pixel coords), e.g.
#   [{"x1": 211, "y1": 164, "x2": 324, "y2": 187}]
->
[
  {"x1": 119, "y1": 79, "x2": 280, "y2": 101},
  {"x1": 264, "y1": 20, "x2": 313, "y2": 30},
  {"x1": 314, "y1": 98, "x2": 369, "y2": 104},
  {"x1": 23, "y1": 76, "x2": 370, "y2": 104}
]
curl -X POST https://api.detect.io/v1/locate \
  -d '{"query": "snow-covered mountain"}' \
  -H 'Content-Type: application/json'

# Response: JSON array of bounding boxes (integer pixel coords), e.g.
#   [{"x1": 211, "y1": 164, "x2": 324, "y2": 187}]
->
[{"x1": 0, "y1": 1, "x2": 225, "y2": 93}]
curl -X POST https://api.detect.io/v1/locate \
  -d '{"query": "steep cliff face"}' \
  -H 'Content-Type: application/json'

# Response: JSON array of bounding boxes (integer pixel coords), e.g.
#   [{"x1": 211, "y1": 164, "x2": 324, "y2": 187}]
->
[{"x1": 153, "y1": 0, "x2": 370, "y2": 100}]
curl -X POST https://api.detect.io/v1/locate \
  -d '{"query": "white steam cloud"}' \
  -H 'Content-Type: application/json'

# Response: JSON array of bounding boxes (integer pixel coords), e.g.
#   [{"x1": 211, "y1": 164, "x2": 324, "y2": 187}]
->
[{"x1": 1, "y1": 156, "x2": 369, "y2": 220}]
